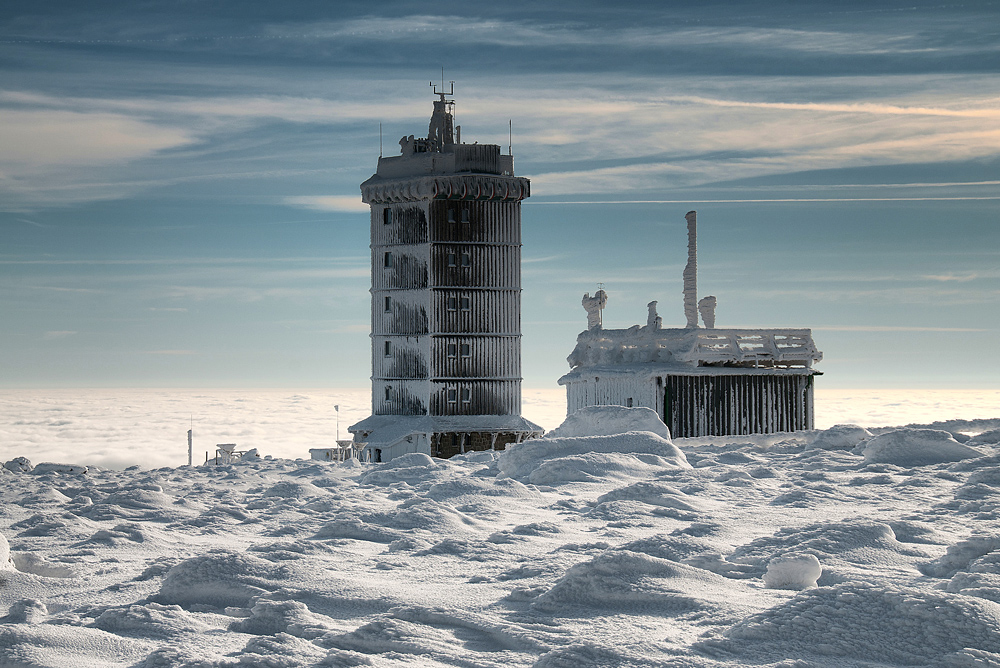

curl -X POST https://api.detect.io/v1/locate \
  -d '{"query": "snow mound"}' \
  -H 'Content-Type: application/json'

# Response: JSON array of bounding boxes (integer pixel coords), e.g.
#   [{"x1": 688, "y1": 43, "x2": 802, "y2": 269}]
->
[
  {"x1": 151, "y1": 550, "x2": 289, "y2": 609},
  {"x1": 546, "y1": 405, "x2": 671, "y2": 439},
  {"x1": 969, "y1": 428, "x2": 1000, "y2": 445},
  {"x1": 0, "y1": 625, "x2": 148, "y2": 667},
  {"x1": 763, "y1": 553, "x2": 822, "y2": 590},
  {"x1": 31, "y1": 462, "x2": 88, "y2": 475},
  {"x1": 229, "y1": 598, "x2": 331, "y2": 638},
  {"x1": 499, "y1": 432, "x2": 689, "y2": 483},
  {"x1": 531, "y1": 549, "x2": 717, "y2": 615},
  {"x1": 313, "y1": 517, "x2": 402, "y2": 543},
  {"x1": 729, "y1": 519, "x2": 927, "y2": 577},
  {"x1": 862, "y1": 428, "x2": 982, "y2": 466},
  {"x1": 358, "y1": 452, "x2": 444, "y2": 485},
  {"x1": 2, "y1": 599, "x2": 47, "y2": 624},
  {"x1": 595, "y1": 481, "x2": 698, "y2": 511},
  {"x1": 4, "y1": 456, "x2": 32, "y2": 473},
  {"x1": 93, "y1": 602, "x2": 209, "y2": 637},
  {"x1": 259, "y1": 480, "x2": 326, "y2": 499},
  {"x1": 716, "y1": 583, "x2": 1000, "y2": 664},
  {"x1": 807, "y1": 424, "x2": 872, "y2": 450},
  {"x1": 921, "y1": 535, "x2": 1000, "y2": 578},
  {"x1": 11, "y1": 553, "x2": 76, "y2": 578}
]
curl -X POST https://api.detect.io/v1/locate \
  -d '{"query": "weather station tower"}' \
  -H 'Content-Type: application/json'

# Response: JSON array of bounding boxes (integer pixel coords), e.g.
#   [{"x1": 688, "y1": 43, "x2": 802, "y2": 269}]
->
[{"x1": 349, "y1": 82, "x2": 543, "y2": 462}]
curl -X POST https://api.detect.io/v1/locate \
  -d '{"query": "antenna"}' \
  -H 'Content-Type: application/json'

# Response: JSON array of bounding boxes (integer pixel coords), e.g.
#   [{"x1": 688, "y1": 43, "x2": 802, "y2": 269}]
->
[
  {"x1": 379, "y1": 122, "x2": 382, "y2": 158},
  {"x1": 430, "y1": 71, "x2": 455, "y2": 99},
  {"x1": 509, "y1": 119, "x2": 512, "y2": 155},
  {"x1": 596, "y1": 282, "x2": 606, "y2": 328}
]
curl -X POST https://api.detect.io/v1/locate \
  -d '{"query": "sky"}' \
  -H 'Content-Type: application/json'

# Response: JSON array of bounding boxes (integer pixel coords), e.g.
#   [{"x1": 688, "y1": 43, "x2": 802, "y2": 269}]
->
[{"x1": 2, "y1": 0, "x2": 1000, "y2": 392}]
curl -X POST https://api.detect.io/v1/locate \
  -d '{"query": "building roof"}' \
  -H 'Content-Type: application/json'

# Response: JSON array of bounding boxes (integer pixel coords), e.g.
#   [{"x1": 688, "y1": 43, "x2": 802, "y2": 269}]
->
[{"x1": 565, "y1": 326, "x2": 822, "y2": 374}]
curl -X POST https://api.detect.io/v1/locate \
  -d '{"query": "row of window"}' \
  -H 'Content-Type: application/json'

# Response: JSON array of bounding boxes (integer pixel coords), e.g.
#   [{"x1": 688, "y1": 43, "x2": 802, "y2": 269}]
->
[
  {"x1": 382, "y1": 251, "x2": 472, "y2": 269},
  {"x1": 381, "y1": 341, "x2": 472, "y2": 358},
  {"x1": 383, "y1": 385, "x2": 471, "y2": 403},
  {"x1": 381, "y1": 295, "x2": 471, "y2": 312},
  {"x1": 382, "y1": 208, "x2": 470, "y2": 225}
]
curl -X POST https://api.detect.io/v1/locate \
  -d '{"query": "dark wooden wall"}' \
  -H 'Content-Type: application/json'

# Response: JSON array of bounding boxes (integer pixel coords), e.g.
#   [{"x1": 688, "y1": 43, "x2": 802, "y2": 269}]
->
[{"x1": 664, "y1": 374, "x2": 813, "y2": 438}]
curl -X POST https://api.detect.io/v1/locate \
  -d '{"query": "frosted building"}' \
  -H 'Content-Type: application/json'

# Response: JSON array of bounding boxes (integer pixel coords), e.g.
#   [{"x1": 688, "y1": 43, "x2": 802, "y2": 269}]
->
[
  {"x1": 558, "y1": 211, "x2": 823, "y2": 438},
  {"x1": 348, "y1": 85, "x2": 543, "y2": 462}
]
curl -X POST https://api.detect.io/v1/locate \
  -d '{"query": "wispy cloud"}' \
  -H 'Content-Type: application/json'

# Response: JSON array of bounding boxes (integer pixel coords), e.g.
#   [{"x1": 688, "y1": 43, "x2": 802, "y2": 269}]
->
[
  {"x1": 284, "y1": 195, "x2": 368, "y2": 213},
  {"x1": 923, "y1": 273, "x2": 980, "y2": 282},
  {"x1": 0, "y1": 109, "x2": 193, "y2": 167},
  {"x1": 42, "y1": 330, "x2": 77, "y2": 340}
]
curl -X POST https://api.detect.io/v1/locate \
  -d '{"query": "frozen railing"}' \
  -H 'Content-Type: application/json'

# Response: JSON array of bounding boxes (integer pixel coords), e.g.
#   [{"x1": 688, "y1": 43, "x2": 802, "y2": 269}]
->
[{"x1": 683, "y1": 329, "x2": 822, "y2": 367}]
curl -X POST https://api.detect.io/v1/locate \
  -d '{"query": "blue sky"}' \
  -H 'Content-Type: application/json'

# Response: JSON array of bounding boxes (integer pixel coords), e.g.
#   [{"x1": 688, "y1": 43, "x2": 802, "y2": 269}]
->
[{"x1": 2, "y1": 0, "x2": 999, "y2": 390}]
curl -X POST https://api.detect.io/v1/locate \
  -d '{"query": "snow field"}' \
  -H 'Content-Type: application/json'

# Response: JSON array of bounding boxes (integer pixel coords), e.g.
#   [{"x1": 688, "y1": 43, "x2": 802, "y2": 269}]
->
[{"x1": 1, "y1": 410, "x2": 1000, "y2": 666}]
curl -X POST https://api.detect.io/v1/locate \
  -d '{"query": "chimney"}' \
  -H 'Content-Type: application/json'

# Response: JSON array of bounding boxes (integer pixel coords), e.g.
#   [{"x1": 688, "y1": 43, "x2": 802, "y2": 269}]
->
[{"x1": 683, "y1": 211, "x2": 698, "y2": 328}]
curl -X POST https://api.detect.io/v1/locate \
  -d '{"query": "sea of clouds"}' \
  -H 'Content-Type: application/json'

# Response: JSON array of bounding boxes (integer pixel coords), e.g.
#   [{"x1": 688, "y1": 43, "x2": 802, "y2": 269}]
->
[{"x1": 1, "y1": 388, "x2": 998, "y2": 470}]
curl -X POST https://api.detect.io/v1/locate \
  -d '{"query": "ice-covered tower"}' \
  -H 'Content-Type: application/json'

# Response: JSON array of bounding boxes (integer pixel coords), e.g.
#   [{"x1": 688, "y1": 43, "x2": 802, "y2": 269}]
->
[{"x1": 349, "y1": 84, "x2": 543, "y2": 461}]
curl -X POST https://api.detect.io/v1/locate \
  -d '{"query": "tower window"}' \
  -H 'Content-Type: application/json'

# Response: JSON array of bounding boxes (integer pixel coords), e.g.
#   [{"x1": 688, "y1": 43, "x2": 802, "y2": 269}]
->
[
  {"x1": 460, "y1": 388, "x2": 471, "y2": 403},
  {"x1": 384, "y1": 252, "x2": 393, "y2": 268},
  {"x1": 460, "y1": 343, "x2": 471, "y2": 357},
  {"x1": 447, "y1": 252, "x2": 457, "y2": 267},
  {"x1": 460, "y1": 296, "x2": 470, "y2": 310},
  {"x1": 384, "y1": 296, "x2": 391, "y2": 313},
  {"x1": 384, "y1": 341, "x2": 391, "y2": 357},
  {"x1": 626, "y1": 397, "x2": 633, "y2": 408},
  {"x1": 460, "y1": 252, "x2": 470, "y2": 267},
  {"x1": 461, "y1": 209, "x2": 470, "y2": 223},
  {"x1": 447, "y1": 209, "x2": 456, "y2": 223},
  {"x1": 446, "y1": 296, "x2": 457, "y2": 311},
  {"x1": 383, "y1": 208, "x2": 392, "y2": 225},
  {"x1": 385, "y1": 386, "x2": 391, "y2": 401},
  {"x1": 447, "y1": 389, "x2": 457, "y2": 403},
  {"x1": 447, "y1": 343, "x2": 457, "y2": 358}
]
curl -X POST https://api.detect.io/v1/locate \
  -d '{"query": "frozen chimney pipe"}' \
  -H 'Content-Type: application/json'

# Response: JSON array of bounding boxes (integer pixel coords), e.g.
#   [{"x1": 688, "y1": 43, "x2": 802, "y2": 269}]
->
[{"x1": 683, "y1": 211, "x2": 698, "y2": 328}]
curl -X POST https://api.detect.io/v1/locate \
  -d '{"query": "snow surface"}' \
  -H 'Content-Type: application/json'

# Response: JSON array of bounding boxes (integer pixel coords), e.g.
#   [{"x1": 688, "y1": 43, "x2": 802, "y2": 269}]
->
[{"x1": 3, "y1": 404, "x2": 1000, "y2": 667}]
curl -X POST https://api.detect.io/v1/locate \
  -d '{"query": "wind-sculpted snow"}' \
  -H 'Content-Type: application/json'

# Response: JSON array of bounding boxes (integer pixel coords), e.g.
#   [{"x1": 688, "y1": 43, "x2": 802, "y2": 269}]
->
[
  {"x1": 2, "y1": 408, "x2": 1000, "y2": 667},
  {"x1": 707, "y1": 583, "x2": 1000, "y2": 665},
  {"x1": 499, "y1": 432, "x2": 689, "y2": 482},
  {"x1": 862, "y1": 428, "x2": 983, "y2": 465},
  {"x1": 152, "y1": 550, "x2": 290, "y2": 609},
  {"x1": 807, "y1": 423, "x2": 873, "y2": 451},
  {"x1": 546, "y1": 405, "x2": 672, "y2": 439}
]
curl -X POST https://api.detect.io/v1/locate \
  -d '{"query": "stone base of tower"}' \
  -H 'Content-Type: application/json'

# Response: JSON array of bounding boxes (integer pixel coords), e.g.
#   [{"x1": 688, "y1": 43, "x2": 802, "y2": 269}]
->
[{"x1": 348, "y1": 414, "x2": 543, "y2": 463}]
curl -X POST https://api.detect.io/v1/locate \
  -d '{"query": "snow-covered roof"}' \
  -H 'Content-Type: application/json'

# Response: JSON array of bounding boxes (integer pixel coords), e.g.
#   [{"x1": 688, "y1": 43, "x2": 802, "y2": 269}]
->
[
  {"x1": 559, "y1": 362, "x2": 818, "y2": 385},
  {"x1": 565, "y1": 326, "x2": 822, "y2": 375}
]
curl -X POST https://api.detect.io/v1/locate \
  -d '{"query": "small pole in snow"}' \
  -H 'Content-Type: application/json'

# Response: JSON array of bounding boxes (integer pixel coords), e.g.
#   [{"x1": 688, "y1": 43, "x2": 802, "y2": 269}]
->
[
  {"x1": 187, "y1": 429, "x2": 193, "y2": 467},
  {"x1": 335, "y1": 404, "x2": 340, "y2": 441}
]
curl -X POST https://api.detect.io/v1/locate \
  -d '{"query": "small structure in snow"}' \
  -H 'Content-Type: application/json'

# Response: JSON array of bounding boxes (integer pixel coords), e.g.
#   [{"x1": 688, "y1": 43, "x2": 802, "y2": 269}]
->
[
  {"x1": 209, "y1": 444, "x2": 258, "y2": 466},
  {"x1": 309, "y1": 440, "x2": 363, "y2": 463},
  {"x1": 559, "y1": 211, "x2": 823, "y2": 438}
]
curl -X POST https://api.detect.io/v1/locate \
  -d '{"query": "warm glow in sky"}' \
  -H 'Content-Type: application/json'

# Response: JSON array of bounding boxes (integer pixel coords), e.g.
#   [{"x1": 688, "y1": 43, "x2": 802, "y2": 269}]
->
[{"x1": 2, "y1": 1, "x2": 999, "y2": 390}]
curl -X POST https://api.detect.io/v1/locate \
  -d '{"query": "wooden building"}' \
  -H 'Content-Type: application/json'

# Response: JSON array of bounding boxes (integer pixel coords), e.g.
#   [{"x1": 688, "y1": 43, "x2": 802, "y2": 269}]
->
[
  {"x1": 558, "y1": 212, "x2": 823, "y2": 438},
  {"x1": 349, "y1": 84, "x2": 542, "y2": 461}
]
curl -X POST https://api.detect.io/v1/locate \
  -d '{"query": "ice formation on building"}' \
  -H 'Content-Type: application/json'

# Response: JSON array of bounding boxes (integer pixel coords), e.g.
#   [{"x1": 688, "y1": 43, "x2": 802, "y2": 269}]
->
[
  {"x1": 559, "y1": 211, "x2": 823, "y2": 438},
  {"x1": 349, "y1": 83, "x2": 542, "y2": 462}
]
